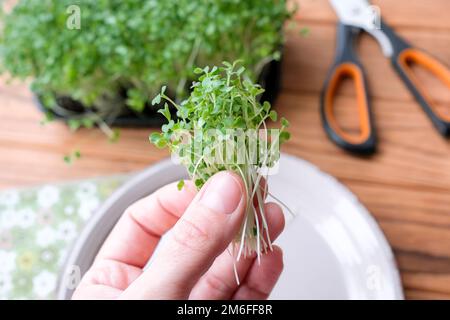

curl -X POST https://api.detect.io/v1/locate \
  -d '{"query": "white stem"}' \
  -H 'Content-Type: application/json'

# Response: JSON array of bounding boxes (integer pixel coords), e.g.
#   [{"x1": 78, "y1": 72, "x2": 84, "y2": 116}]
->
[{"x1": 267, "y1": 191, "x2": 296, "y2": 218}]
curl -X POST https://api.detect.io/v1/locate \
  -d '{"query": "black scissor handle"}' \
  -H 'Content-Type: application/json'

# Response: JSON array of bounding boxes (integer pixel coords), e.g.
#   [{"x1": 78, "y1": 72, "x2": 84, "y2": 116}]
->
[
  {"x1": 321, "y1": 23, "x2": 377, "y2": 155},
  {"x1": 381, "y1": 20, "x2": 450, "y2": 137}
]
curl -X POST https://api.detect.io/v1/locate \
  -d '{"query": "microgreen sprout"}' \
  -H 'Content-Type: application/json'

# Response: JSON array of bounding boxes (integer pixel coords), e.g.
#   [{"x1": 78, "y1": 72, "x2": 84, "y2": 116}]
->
[
  {"x1": 63, "y1": 149, "x2": 81, "y2": 165},
  {"x1": 151, "y1": 61, "x2": 290, "y2": 268}
]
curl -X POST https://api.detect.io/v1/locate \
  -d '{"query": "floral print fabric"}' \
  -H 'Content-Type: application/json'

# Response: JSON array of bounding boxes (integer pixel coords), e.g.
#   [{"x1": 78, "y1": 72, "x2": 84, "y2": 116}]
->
[{"x1": 0, "y1": 177, "x2": 127, "y2": 299}]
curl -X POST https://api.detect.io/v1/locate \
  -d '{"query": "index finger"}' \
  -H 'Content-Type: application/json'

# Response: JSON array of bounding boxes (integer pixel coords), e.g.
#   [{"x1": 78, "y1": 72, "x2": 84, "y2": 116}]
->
[{"x1": 93, "y1": 180, "x2": 197, "y2": 268}]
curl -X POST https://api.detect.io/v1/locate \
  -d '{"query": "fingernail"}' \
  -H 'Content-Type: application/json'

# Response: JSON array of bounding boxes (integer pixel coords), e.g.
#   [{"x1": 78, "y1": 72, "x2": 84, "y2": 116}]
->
[{"x1": 199, "y1": 172, "x2": 243, "y2": 215}]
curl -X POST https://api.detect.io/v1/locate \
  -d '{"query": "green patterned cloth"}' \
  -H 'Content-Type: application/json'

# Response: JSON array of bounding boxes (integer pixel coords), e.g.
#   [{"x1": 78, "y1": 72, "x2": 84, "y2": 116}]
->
[{"x1": 0, "y1": 176, "x2": 129, "y2": 300}]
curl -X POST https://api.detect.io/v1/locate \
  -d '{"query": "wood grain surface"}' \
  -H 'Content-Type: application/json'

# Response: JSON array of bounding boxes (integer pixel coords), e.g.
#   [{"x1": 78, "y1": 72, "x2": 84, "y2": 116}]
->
[{"x1": 1, "y1": 0, "x2": 449, "y2": 299}]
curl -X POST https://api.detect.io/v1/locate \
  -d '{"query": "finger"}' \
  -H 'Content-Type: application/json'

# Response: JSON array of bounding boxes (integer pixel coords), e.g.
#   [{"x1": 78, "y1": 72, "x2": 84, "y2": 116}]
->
[
  {"x1": 72, "y1": 259, "x2": 142, "y2": 299},
  {"x1": 232, "y1": 246, "x2": 283, "y2": 300},
  {"x1": 74, "y1": 181, "x2": 196, "y2": 299},
  {"x1": 120, "y1": 171, "x2": 247, "y2": 299},
  {"x1": 189, "y1": 202, "x2": 284, "y2": 299},
  {"x1": 72, "y1": 284, "x2": 123, "y2": 300},
  {"x1": 94, "y1": 180, "x2": 197, "y2": 268}
]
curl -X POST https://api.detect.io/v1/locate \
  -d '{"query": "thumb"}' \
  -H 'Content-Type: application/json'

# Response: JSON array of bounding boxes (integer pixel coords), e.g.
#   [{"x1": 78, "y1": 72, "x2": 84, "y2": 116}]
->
[{"x1": 120, "y1": 171, "x2": 246, "y2": 299}]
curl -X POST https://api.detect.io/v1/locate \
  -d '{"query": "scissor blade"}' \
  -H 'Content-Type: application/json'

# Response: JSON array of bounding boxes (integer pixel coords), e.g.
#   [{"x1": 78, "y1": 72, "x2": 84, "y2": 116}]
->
[
  {"x1": 329, "y1": 0, "x2": 376, "y2": 29},
  {"x1": 329, "y1": 0, "x2": 393, "y2": 56}
]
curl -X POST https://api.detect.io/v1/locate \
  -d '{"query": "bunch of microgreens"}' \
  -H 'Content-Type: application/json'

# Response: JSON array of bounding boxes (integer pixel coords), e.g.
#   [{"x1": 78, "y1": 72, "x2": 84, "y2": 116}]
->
[{"x1": 150, "y1": 61, "x2": 291, "y2": 276}]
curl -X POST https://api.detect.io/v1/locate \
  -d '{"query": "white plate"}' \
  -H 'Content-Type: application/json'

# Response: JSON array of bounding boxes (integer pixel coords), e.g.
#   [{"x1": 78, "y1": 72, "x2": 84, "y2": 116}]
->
[{"x1": 57, "y1": 154, "x2": 403, "y2": 300}]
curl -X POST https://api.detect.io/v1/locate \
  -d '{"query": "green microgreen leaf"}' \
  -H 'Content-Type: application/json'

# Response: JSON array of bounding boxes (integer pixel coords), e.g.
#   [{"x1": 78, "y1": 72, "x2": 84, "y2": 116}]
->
[
  {"x1": 109, "y1": 129, "x2": 120, "y2": 143},
  {"x1": 127, "y1": 88, "x2": 147, "y2": 112},
  {"x1": 149, "y1": 132, "x2": 160, "y2": 144},
  {"x1": 195, "y1": 179, "x2": 203, "y2": 188},
  {"x1": 279, "y1": 131, "x2": 291, "y2": 144},
  {"x1": 63, "y1": 155, "x2": 72, "y2": 164},
  {"x1": 63, "y1": 149, "x2": 82, "y2": 165},
  {"x1": 151, "y1": 94, "x2": 162, "y2": 106},
  {"x1": 40, "y1": 112, "x2": 55, "y2": 126},
  {"x1": 269, "y1": 110, "x2": 278, "y2": 122},
  {"x1": 299, "y1": 27, "x2": 310, "y2": 37},
  {"x1": 158, "y1": 103, "x2": 171, "y2": 121},
  {"x1": 81, "y1": 118, "x2": 95, "y2": 129},
  {"x1": 68, "y1": 119, "x2": 82, "y2": 131}
]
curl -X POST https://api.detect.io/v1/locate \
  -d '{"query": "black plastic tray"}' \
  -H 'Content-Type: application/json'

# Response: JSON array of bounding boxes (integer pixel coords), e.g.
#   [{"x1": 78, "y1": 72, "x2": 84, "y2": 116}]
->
[{"x1": 34, "y1": 58, "x2": 282, "y2": 128}]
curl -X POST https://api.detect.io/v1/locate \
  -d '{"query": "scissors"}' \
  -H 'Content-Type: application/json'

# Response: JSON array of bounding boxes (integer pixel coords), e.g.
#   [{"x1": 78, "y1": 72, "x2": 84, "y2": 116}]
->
[{"x1": 321, "y1": 0, "x2": 450, "y2": 154}]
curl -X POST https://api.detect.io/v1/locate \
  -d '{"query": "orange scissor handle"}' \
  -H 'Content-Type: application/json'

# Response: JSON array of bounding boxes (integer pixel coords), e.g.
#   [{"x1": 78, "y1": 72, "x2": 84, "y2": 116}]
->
[
  {"x1": 395, "y1": 48, "x2": 450, "y2": 135},
  {"x1": 321, "y1": 61, "x2": 377, "y2": 154},
  {"x1": 324, "y1": 63, "x2": 371, "y2": 143},
  {"x1": 380, "y1": 18, "x2": 450, "y2": 137},
  {"x1": 321, "y1": 23, "x2": 377, "y2": 154}
]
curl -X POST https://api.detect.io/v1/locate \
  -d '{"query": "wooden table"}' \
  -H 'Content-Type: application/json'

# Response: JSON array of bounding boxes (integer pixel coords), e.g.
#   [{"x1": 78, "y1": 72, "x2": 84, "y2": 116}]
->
[{"x1": 1, "y1": 0, "x2": 449, "y2": 299}]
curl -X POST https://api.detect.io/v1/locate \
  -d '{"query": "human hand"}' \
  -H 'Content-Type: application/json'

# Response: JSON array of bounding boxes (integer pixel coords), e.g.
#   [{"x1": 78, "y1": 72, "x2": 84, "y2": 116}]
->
[{"x1": 72, "y1": 171, "x2": 285, "y2": 299}]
